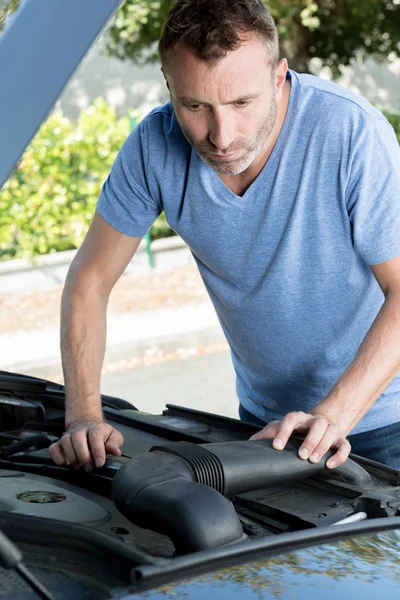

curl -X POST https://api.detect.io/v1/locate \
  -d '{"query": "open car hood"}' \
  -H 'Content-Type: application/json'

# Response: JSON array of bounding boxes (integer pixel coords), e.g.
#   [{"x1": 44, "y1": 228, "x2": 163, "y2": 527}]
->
[
  {"x1": 1, "y1": 370, "x2": 400, "y2": 599},
  {"x1": 0, "y1": 0, "x2": 122, "y2": 188}
]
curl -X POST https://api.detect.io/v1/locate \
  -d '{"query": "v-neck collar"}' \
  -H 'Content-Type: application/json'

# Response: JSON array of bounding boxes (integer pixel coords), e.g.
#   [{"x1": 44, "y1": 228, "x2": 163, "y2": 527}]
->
[{"x1": 194, "y1": 69, "x2": 299, "y2": 202}]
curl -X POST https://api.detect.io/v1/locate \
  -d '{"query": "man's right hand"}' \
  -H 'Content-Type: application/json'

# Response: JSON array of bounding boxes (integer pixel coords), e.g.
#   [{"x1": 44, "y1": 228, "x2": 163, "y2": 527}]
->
[{"x1": 48, "y1": 417, "x2": 124, "y2": 472}]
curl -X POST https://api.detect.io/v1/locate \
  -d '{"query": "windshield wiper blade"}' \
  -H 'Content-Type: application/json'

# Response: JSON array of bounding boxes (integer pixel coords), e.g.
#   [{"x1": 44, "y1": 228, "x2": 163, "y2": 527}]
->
[{"x1": 0, "y1": 529, "x2": 56, "y2": 600}]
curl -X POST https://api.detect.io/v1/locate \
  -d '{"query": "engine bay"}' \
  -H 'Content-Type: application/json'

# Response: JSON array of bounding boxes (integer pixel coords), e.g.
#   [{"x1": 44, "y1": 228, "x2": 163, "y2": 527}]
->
[{"x1": 1, "y1": 371, "x2": 400, "y2": 599}]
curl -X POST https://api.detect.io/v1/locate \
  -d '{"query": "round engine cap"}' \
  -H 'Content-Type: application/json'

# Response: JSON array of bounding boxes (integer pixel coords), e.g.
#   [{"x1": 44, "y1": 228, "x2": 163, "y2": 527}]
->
[{"x1": 16, "y1": 491, "x2": 67, "y2": 503}]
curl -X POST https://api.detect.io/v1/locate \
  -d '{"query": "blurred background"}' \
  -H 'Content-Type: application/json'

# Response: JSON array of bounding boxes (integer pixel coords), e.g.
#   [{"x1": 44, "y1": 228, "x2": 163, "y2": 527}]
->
[{"x1": 0, "y1": 0, "x2": 399, "y2": 417}]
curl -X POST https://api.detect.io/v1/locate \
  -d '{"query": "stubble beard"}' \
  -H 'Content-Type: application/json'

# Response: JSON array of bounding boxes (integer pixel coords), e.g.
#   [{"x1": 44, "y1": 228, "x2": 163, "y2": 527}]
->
[{"x1": 181, "y1": 97, "x2": 278, "y2": 177}]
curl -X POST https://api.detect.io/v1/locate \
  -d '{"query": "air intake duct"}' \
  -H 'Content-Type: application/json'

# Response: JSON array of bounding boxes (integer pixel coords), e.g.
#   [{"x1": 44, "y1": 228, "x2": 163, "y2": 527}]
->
[{"x1": 112, "y1": 439, "x2": 371, "y2": 555}]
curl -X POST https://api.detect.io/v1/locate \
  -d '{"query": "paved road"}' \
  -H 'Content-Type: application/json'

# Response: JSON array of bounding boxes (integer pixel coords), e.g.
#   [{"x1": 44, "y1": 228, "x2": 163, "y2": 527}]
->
[
  {"x1": 2, "y1": 240, "x2": 240, "y2": 420},
  {"x1": 101, "y1": 346, "x2": 238, "y2": 419},
  {"x1": 21, "y1": 325, "x2": 239, "y2": 420}
]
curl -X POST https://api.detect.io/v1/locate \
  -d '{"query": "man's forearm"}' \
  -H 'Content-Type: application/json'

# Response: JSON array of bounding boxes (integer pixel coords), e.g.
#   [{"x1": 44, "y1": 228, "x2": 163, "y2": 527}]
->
[
  {"x1": 312, "y1": 292, "x2": 400, "y2": 435},
  {"x1": 61, "y1": 275, "x2": 108, "y2": 428}
]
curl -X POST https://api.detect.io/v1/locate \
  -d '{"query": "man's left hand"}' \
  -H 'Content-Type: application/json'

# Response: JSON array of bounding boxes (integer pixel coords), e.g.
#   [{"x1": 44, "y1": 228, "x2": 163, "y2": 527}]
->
[{"x1": 249, "y1": 411, "x2": 351, "y2": 468}]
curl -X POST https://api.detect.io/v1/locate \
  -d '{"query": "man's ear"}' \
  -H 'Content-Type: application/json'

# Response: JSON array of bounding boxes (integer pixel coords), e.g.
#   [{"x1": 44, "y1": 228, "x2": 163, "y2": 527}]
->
[
  {"x1": 161, "y1": 67, "x2": 170, "y2": 90},
  {"x1": 274, "y1": 58, "x2": 288, "y2": 99}
]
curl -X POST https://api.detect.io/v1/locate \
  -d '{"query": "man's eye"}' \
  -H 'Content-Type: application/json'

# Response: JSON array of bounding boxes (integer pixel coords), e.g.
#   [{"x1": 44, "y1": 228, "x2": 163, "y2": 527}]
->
[
  {"x1": 235, "y1": 101, "x2": 250, "y2": 108},
  {"x1": 186, "y1": 104, "x2": 202, "y2": 111}
]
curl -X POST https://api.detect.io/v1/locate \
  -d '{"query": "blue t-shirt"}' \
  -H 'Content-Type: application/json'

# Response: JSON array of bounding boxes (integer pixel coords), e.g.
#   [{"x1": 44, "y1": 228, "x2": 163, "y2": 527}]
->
[{"x1": 97, "y1": 70, "x2": 400, "y2": 434}]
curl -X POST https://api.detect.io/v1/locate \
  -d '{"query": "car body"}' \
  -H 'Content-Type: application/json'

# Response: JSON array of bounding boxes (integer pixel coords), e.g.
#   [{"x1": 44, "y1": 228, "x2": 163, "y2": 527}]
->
[{"x1": 1, "y1": 2, "x2": 400, "y2": 599}]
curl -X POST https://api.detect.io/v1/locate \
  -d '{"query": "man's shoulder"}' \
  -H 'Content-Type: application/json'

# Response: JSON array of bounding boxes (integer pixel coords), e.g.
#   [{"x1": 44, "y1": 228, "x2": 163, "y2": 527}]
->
[
  {"x1": 293, "y1": 70, "x2": 384, "y2": 124},
  {"x1": 140, "y1": 102, "x2": 188, "y2": 150},
  {"x1": 143, "y1": 101, "x2": 174, "y2": 123},
  {"x1": 129, "y1": 102, "x2": 192, "y2": 192},
  {"x1": 289, "y1": 70, "x2": 393, "y2": 151}
]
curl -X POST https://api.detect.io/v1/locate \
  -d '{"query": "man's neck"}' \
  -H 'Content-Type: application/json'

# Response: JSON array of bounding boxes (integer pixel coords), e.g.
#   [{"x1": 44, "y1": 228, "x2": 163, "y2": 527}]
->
[{"x1": 219, "y1": 79, "x2": 291, "y2": 197}]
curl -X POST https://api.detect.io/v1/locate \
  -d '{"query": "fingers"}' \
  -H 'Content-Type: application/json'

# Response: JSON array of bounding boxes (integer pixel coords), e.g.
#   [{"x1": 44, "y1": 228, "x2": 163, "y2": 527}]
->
[
  {"x1": 270, "y1": 412, "x2": 310, "y2": 451},
  {"x1": 298, "y1": 417, "x2": 331, "y2": 460},
  {"x1": 325, "y1": 438, "x2": 352, "y2": 469},
  {"x1": 48, "y1": 420, "x2": 124, "y2": 471},
  {"x1": 105, "y1": 428, "x2": 124, "y2": 456},
  {"x1": 59, "y1": 434, "x2": 79, "y2": 467},
  {"x1": 249, "y1": 414, "x2": 309, "y2": 446},
  {"x1": 249, "y1": 411, "x2": 351, "y2": 469},
  {"x1": 299, "y1": 419, "x2": 351, "y2": 467},
  {"x1": 88, "y1": 425, "x2": 107, "y2": 468},
  {"x1": 249, "y1": 421, "x2": 280, "y2": 441},
  {"x1": 48, "y1": 441, "x2": 71, "y2": 466},
  {"x1": 69, "y1": 430, "x2": 94, "y2": 471}
]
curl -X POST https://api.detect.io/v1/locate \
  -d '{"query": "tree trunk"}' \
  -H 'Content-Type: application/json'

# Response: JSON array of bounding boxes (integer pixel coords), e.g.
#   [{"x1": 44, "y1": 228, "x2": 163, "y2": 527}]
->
[{"x1": 279, "y1": 20, "x2": 311, "y2": 73}]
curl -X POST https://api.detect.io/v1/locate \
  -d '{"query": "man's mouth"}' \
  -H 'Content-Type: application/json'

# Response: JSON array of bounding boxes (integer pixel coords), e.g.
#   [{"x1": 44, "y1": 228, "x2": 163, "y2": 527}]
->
[{"x1": 209, "y1": 153, "x2": 237, "y2": 162}]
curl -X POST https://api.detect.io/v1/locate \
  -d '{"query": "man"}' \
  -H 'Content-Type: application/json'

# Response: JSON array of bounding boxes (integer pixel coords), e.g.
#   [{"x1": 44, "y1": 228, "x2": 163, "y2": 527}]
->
[{"x1": 49, "y1": 0, "x2": 400, "y2": 473}]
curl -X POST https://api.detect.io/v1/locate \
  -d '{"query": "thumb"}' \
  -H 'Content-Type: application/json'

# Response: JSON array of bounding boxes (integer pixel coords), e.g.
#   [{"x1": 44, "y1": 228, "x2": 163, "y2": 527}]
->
[
  {"x1": 104, "y1": 428, "x2": 124, "y2": 455},
  {"x1": 105, "y1": 443, "x2": 122, "y2": 456}
]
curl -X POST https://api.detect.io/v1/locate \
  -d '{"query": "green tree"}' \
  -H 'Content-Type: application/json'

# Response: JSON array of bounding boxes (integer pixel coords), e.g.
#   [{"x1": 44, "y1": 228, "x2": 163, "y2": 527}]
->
[
  {"x1": 0, "y1": 0, "x2": 21, "y2": 33},
  {"x1": 105, "y1": 0, "x2": 400, "y2": 76},
  {"x1": 0, "y1": 99, "x2": 132, "y2": 259}
]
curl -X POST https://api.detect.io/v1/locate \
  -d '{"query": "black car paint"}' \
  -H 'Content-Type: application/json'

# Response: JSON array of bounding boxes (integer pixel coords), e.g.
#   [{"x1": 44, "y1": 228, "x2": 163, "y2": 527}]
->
[{"x1": 130, "y1": 530, "x2": 400, "y2": 599}]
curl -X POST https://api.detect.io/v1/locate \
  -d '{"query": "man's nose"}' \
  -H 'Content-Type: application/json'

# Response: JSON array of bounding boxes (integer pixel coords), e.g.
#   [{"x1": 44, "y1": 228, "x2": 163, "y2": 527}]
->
[{"x1": 208, "y1": 112, "x2": 235, "y2": 151}]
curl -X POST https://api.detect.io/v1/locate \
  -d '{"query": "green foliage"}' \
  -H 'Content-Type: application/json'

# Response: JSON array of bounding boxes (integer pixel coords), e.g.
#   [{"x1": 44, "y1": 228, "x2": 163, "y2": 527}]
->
[
  {"x1": 105, "y1": 0, "x2": 171, "y2": 64},
  {"x1": 385, "y1": 112, "x2": 400, "y2": 144},
  {"x1": 106, "y1": 0, "x2": 400, "y2": 76},
  {"x1": 0, "y1": 0, "x2": 21, "y2": 33},
  {"x1": 298, "y1": 0, "x2": 400, "y2": 76},
  {"x1": 0, "y1": 99, "x2": 127, "y2": 259},
  {"x1": 150, "y1": 211, "x2": 176, "y2": 240},
  {"x1": 0, "y1": 99, "x2": 172, "y2": 261}
]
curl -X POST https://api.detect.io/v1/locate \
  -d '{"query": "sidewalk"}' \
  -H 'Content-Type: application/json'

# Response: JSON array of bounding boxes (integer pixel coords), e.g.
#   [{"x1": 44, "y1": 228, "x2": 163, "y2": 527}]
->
[
  {"x1": 0, "y1": 236, "x2": 191, "y2": 295},
  {"x1": 0, "y1": 238, "x2": 228, "y2": 379}
]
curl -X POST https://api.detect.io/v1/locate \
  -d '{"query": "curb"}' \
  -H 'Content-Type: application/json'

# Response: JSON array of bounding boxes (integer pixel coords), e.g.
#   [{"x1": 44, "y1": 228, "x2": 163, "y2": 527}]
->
[
  {"x1": 0, "y1": 236, "x2": 191, "y2": 295},
  {"x1": 0, "y1": 235, "x2": 186, "y2": 275},
  {"x1": 0, "y1": 301, "x2": 221, "y2": 371}
]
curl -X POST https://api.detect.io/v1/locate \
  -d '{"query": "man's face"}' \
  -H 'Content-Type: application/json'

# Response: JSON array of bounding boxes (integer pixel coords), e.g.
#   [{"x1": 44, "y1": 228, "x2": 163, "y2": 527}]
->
[{"x1": 164, "y1": 35, "x2": 286, "y2": 177}]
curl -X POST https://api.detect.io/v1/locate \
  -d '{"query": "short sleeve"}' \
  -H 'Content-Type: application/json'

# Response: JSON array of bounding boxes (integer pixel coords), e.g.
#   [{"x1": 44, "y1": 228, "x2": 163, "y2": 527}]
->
[
  {"x1": 346, "y1": 117, "x2": 400, "y2": 265},
  {"x1": 96, "y1": 120, "x2": 161, "y2": 237}
]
